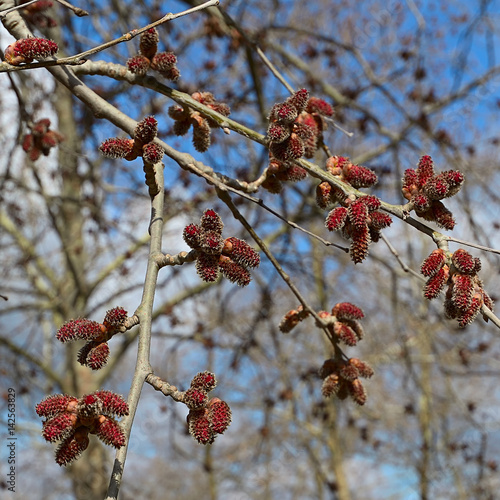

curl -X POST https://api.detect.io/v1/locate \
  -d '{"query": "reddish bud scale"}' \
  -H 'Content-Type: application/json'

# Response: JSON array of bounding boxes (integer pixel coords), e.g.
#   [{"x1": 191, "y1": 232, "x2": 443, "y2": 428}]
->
[
  {"x1": 402, "y1": 168, "x2": 418, "y2": 195},
  {"x1": 349, "y1": 358, "x2": 374, "y2": 378},
  {"x1": 316, "y1": 182, "x2": 334, "y2": 209},
  {"x1": 28, "y1": 147, "x2": 42, "y2": 161},
  {"x1": 360, "y1": 195, "x2": 381, "y2": 211},
  {"x1": 77, "y1": 341, "x2": 94, "y2": 366},
  {"x1": 39, "y1": 132, "x2": 55, "y2": 148},
  {"x1": 294, "y1": 122, "x2": 315, "y2": 142},
  {"x1": 473, "y1": 257, "x2": 482, "y2": 273},
  {"x1": 279, "y1": 306, "x2": 310, "y2": 333},
  {"x1": 298, "y1": 112, "x2": 320, "y2": 132},
  {"x1": 283, "y1": 165, "x2": 308, "y2": 183},
  {"x1": 334, "y1": 322, "x2": 358, "y2": 346},
  {"x1": 269, "y1": 134, "x2": 304, "y2": 162},
  {"x1": 443, "y1": 170, "x2": 465, "y2": 196},
  {"x1": 482, "y1": 289, "x2": 494, "y2": 311},
  {"x1": 287, "y1": 134, "x2": 305, "y2": 159},
  {"x1": 302, "y1": 130, "x2": 319, "y2": 158},
  {"x1": 22, "y1": 134, "x2": 34, "y2": 153}
]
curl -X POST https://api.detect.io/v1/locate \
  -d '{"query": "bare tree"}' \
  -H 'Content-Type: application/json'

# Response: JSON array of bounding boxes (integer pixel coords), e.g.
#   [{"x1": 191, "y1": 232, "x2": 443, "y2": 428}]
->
[{"x1": 0, "y1": 1, "x2": 499, "y2": 499}]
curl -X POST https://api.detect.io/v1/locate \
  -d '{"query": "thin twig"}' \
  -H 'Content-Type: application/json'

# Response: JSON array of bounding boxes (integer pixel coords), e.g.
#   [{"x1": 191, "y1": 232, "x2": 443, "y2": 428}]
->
[
  {"x1": 255, "y1": 45, "x2": 294, "y2": 94},
  {"x1": 53, "y1": 0, "x2": 89, "y2": 16},
  {"x1": 105, "y1": 160, "x2": 164, "y2": 500},
  {"x1": 185, "y1": 160, "x2": 349, "y2": 253},
  {"x1": 0, "y1": 0, "x2": 219, "y2": 72},
  {"x1": 154, "y1": 250, "x2": 198, "y2": 268},
  {"x1": 215, "y1": 186, "x2": 330, "y2": 331},
  {"x1": 380, "y1": 233, "x2": 423, "y2": 280},
  {"x1": 444, "y1": 235, "x2": 500, "y2": 255},
  {"x1": 481, "y1": 305, "x2": 500, "y2": 329},
  {"x1": 145, "y1": 374, "x2": 185, "y2": 402},
  {"x1": 0, "y1": 0, "x2": 38, "y2": 17}
]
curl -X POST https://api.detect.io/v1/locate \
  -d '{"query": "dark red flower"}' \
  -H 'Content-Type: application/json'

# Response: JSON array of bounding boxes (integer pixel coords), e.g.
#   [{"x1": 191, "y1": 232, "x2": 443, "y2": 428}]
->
[{"x1": 36, "y1": 391, "x2": 129, "y2": 466}]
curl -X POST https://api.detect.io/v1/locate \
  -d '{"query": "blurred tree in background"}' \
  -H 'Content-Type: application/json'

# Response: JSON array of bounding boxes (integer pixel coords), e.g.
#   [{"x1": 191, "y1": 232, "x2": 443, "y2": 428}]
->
[{"x1": 1, "y1": 0, "x2": 499, "y2": 499}]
